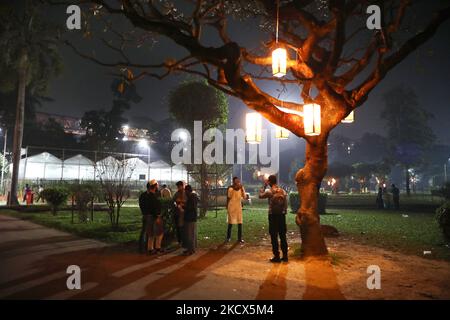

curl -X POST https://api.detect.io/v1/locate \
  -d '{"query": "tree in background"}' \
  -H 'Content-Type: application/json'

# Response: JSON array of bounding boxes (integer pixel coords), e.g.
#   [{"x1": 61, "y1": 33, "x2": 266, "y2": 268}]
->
[
  {"x1": 353, "y1": 133, "x2": 389, "y2": 164},
  {"x1": 96, "y1": 157, "x2": 135, "y2": 228},
  {"x1": 353, "y1": 162, "x2": 376, "y2": 193},
  {"x1": 63, "y1": 0, "x2": 450, "y2": 257},
  {"x1": 326, "y1": 162, "x2": 354, "y2": 193},
  {"x1": 381, "y1": 85, "x2": 435, "y2": 196},
  {"x1": 80, "y1": 78, "x2": 142, "y2": 151},
  {"x1": 169, "y1": 80, "x2": 228, "y2": 217},
  {"x1": 0, "y1": 1, "x2": 62, "y2": 204}
]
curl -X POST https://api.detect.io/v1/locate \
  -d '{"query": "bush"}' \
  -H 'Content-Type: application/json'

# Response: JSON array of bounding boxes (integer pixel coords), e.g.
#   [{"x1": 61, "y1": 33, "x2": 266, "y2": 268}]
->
[
  {"x1": 69, "y1": 183, "x2": 101, "y2": 222},
  {"x1": 436, "y1": 201, "x2": 450, "y2": 241},
  {"x1": 41, "y1": 187, "x2": 69, "y2": 215},
  {"x1": 289, "y1": 192, "x2": 327, "y2": 215}
]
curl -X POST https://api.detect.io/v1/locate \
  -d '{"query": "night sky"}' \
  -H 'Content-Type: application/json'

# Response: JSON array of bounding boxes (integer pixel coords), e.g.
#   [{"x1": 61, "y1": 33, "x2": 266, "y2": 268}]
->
[{"x1": 41, "y1": 3, "x2": 450, "y2": 146}]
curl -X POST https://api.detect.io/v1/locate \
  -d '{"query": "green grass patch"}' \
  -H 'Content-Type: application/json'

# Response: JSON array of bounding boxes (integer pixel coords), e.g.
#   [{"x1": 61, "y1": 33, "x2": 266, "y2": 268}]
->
[{"x1": 1, "y1": 203, "x2": 449, "y2": 261}]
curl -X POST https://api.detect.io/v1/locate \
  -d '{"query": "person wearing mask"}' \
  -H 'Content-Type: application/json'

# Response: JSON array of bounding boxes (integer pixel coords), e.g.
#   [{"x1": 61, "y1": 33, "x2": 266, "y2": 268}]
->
[
  {"x1": 259, "y1": 175, "x2": 288, "y2": 263},
  {"x1": 226, "y1": 177, "x2": 246, "y2": 243},
  {"x1": 138, "y1": 179, "x2": 164, "y2": 254},
  {"x1": 172, "y1": 181, "x2": 186, "y2": 246},
  {"x1": 183, "y1": 184, "x2": 198, "y2": 255}
]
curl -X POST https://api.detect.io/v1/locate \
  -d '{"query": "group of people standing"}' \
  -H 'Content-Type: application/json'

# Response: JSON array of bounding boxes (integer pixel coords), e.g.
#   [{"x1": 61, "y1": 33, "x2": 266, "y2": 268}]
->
[
  {"x1": 138, "y1": 174, "x2": 289, "y2": 263},
  {"x1": 226, "y1": 175, "x2": 289, "y2": 262},
  {"x1": 376, "y1": 184, "x2": 400, "y2": 210},
  {"x1": 138, "y1": 180, "x2": 198, "y2": 256}
]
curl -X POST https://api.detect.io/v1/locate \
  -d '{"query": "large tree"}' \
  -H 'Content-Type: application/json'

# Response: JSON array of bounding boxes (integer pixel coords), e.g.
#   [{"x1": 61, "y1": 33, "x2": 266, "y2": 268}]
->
[
  {"x1": 0, "y1": 1, "x2": 62, "y2": 205},
  {"x1": 381, "y1": 85, "x2": 435, "y2": 195},
  {"x1": 169, "y1": 80, "x2": 229, "y2": 217},
  {"x1": 57, "y1": 0, "x2": 450, "y2": 257}
]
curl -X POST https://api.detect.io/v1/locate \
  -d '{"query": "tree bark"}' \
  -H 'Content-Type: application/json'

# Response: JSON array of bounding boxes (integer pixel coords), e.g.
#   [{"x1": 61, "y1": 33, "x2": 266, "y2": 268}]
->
[
  {"x1": 405, "y1": 166, "x2": 411, "y2": 196},
  {"x1": 8, "y1": 50, "x2": 28, "y2": 206},
  {"x1": 295, "y1": 138, "x2": 329, "y2": 257}
]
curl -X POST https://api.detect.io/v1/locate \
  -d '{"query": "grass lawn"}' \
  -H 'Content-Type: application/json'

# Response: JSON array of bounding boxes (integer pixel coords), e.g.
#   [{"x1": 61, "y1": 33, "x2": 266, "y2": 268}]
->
[{"x1": 1, "y1": 203, "x2": 448, "y2": 261}]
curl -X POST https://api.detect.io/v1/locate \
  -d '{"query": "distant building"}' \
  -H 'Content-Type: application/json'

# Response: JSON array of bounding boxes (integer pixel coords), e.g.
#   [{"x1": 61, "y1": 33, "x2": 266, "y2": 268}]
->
[
  {"x1": 35, "y1": 112, "x2": 151, "y2": 142},
  {"x1": 35, "y1": 112, "x2": 85, "y2": 136}
]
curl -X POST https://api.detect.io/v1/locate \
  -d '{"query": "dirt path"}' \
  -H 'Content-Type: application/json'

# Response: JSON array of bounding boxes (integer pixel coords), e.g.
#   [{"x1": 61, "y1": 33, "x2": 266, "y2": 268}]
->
[{"x1": 1, "y1": 214, "x2": 449, "y2": 300}]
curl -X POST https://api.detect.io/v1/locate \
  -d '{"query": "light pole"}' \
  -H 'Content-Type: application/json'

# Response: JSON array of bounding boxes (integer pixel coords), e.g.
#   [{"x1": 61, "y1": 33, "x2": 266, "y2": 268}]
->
[
  {"x1": 0, "y1": 128, "x2": 7, "y2": 195},
  {"x1": 138, "y1": 138, "x2": 151, "y2": 180},
  {"x1": 445, "y1": 158, "x2": 450, "y2": 182}
]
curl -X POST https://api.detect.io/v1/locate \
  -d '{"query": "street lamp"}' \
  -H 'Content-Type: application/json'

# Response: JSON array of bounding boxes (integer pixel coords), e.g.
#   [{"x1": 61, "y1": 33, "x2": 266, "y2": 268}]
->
[{"x1": 137, "y1": 139, "x2": 151, "y2": 180}]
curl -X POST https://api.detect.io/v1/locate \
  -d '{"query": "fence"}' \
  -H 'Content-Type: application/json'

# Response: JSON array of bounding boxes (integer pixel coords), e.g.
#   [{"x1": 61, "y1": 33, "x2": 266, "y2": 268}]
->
[{"x1": 2, "y1": 145, "x2": 189, "y2": 196}]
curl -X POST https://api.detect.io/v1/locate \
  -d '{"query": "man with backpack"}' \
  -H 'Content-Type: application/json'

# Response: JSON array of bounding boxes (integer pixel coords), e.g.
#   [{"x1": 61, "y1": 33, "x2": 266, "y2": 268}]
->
[{"x1": 259, "y1": 175, "x2": 288, "y2": 263}]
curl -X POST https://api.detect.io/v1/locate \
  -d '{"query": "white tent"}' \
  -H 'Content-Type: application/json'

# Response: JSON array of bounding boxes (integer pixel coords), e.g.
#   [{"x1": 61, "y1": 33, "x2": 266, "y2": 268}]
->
[
  {"x1": 63, "y1": 155, "x2": 95, "y2": 180},
  {"x1": 171, "y1": 164, "x2": 188, "y2": 182},
  {"x1": 127, "y1": 157, "x2": 149, "y2": 181},
  {"x1": 10, "y1": 152, "x2": 63, "y2": 180}
]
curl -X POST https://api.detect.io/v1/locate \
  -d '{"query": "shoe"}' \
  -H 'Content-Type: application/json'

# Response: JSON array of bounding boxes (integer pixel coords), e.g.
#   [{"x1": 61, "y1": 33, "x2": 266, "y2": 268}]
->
[
  {"x1": 270, "y1": 256, "x2": 281, "y2": 263},
  {"x1": 238, "y1": 239, "x2": 245, "y2": 244},
  {"x1": 147, "y1": 250, "x2": 157, "y2": 255},
  {"x1": 281, "y1": 256, "x2": 289, "y2": 263},
  {"x1": 225, "y1": 238, "x2": 231, "y2": 243}
]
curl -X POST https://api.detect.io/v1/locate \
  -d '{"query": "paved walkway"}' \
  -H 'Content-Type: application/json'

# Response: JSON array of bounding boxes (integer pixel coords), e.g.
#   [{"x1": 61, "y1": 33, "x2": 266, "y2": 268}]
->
[{"x1": 1, "y1": 214, "x2": 449, "y2": 300}]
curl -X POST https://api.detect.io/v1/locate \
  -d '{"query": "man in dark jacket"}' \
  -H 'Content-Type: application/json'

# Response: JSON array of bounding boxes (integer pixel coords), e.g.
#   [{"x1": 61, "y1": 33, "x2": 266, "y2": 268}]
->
[
  {"x1": 138, "y1": 179, "x2": 163, "y2": 254},
  {"x1": 183, "y1": 184, "x2": 198, "y2": 255},
  {"x1": 391, "y1": 184, "x2": 400, "y2": 210},
  {"x1": 259, "y1": 175, "x2": 288, "y2": 263}
]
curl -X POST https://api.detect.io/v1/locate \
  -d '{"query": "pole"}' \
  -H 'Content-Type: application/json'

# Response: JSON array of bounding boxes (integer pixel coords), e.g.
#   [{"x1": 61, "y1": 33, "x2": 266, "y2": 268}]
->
[
  {"x1": 147, "y1": 146, "x2": 150, "y2": 180},
  {"x1": 1, "y1": 128, "x2": 7, "y2": 194}
]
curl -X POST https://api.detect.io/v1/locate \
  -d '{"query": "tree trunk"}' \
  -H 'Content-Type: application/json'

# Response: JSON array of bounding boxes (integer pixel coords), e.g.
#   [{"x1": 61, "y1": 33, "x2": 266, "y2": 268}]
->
[
  {"x1": 295, "y1": 138, "x2": 329, "y2": 257},
  {"x1": 7, "y1": 50, "x2": 28, "y2": 206},
  {"x1": 405, "y1": 167, "x2": 411, "y2": 196}
]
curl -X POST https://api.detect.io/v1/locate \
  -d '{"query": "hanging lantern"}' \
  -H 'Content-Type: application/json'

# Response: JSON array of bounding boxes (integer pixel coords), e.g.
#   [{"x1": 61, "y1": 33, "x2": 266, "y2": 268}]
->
[
  {"x1": 341, "y1": 111, "x2": 354, "y2": 123},
  {"x1": 245, "y1": 112, "x2": 262, "y2": 144},
  {"x1": 303, "y1": 103, "x2": 321, "y2": 136},
  {"x1": 275, "y1": 125, "x2": 289, "y2": 139},
  {"x1": 272, "y1": 47, "x2": 287, "y2": 78}
]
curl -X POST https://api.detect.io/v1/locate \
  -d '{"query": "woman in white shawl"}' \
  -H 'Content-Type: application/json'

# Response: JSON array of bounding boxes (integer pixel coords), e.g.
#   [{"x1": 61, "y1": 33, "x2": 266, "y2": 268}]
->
[{"x1": 226, "y1": 177, "x2": 246, "y2": 243}]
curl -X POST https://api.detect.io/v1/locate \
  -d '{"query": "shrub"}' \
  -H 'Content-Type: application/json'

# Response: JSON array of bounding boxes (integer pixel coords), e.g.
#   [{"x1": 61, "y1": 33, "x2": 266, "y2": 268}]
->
[
  {"x1": 436, "y1": 201, "x2": 450, "y2": 241},
  {"x1": 41, "y1": 187, "x2": 69, "y2": 215},
  {"x1": 69, "y1": 183, "x2": 101, "y2": 222},
  {"x1": 289, "y1": 192, "x2": 327, "y2": 215}
]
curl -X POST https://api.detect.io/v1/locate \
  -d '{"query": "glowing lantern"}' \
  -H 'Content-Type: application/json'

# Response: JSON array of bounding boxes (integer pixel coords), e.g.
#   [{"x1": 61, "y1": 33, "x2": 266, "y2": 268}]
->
[
  {"x1": 275, "y1": 125, "x2": 289, "y2": 139},
  {"x1": 272, "y1": 47, "x2": 287, "y2": 78},
  {"x1": 245, "y1": 112, "x2": 262, "y2": 144},
  {"x1": 341, "y1": 111, "x2": 354, "y2": 123},
  {"x1": 303, "y1": 103, "x2": 321, "y2": 136}
]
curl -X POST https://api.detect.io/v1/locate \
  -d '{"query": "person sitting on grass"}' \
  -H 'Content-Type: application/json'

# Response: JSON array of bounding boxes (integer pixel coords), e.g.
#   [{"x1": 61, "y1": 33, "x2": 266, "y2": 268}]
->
[{"x1": 183, "y1": 184, "x2": 198, "y2": 256}]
